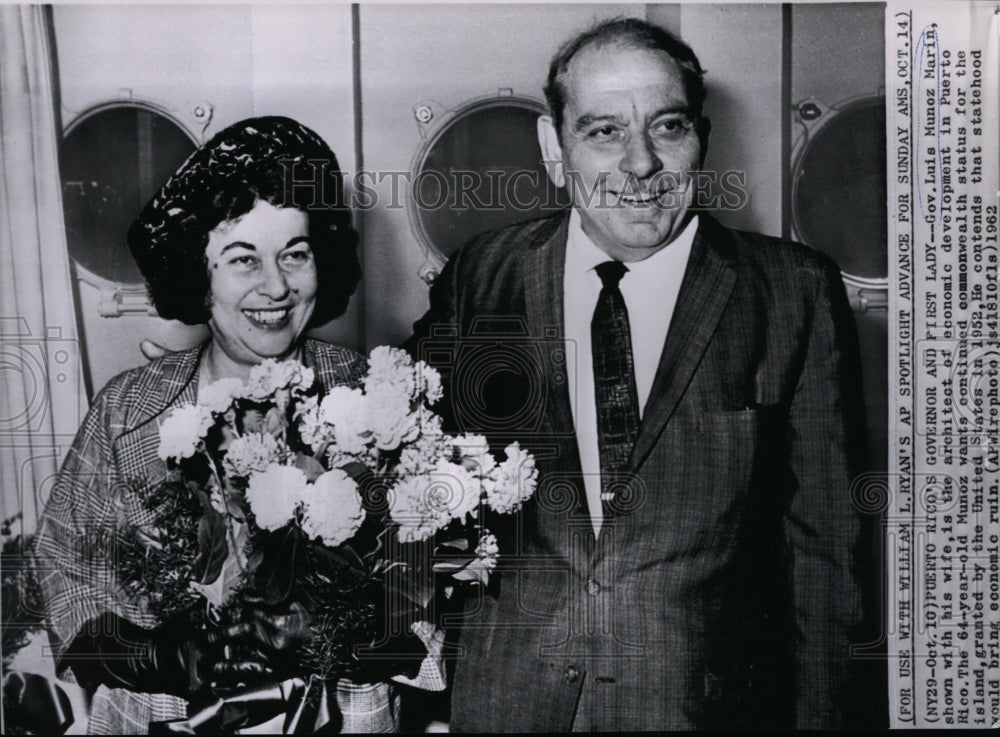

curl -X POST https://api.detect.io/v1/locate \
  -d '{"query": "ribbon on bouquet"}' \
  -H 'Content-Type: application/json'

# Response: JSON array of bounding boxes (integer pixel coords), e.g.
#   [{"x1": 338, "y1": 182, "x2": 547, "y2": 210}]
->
[
  {"x1": 149, "y1": 676, "x2": 332, "y2": 734},
  {"x1": 1, "y1": 670, "x2": 75, "y2": 734}
]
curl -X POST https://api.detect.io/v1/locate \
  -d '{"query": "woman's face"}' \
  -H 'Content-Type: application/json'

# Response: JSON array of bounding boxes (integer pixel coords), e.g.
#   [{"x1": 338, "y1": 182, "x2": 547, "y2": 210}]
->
[{"x1": 204, "y1": 200, "x2": 317, "y2": 370}]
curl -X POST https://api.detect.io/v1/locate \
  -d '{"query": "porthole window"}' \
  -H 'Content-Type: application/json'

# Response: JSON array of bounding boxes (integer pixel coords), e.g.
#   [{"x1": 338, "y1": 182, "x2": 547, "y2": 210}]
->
[
  {"x1": 408, "y1": 95, "x2": 569, "y2": 276},
  {"x1": 791, "y1": 95, "x2": 887, "y2": 289},
  {"x1": 60, "y1": 103, "x2": 197, "y2": 290}
]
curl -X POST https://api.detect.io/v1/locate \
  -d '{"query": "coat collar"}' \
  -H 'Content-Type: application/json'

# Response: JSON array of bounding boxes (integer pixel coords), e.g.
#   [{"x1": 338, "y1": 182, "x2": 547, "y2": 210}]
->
[
  {"x1": 628, "y1": 214, "x2": 738, "y2": 469},
  {"x1": 122, "y1": 342, "x2": 205, "y2": 433}
]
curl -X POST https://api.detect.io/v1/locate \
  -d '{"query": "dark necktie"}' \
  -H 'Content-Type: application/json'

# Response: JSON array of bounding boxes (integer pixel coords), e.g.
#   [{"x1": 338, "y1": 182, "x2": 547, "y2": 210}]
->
[{"x1": 591, "y1": 260, "x2": 641, "y2": 520}]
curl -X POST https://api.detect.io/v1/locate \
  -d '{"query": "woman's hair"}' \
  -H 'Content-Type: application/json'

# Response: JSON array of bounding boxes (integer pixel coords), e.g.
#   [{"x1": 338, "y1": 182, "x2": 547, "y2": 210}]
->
[{"x1": 128, "y1": 116, "x2": 360, "y2": 326}]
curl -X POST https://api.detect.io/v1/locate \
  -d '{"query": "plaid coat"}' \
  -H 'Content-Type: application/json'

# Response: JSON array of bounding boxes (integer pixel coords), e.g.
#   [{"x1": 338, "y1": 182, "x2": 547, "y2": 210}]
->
[
  {"x1": 33, "y1": 339, "x2": 400, "y2": 734},
  {"x1": 408, "y1": 213, "x2": 870, "y2": 730}
]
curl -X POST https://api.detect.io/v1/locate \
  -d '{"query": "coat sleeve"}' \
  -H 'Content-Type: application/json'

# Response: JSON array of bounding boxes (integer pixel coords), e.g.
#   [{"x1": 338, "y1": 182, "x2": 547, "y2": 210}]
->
[
  {"x1": 404, "y1": 252, "x2": 460, "y2": 356},
  {"x1": 783, "y1": 260, "x2": 871, "y2": 728},
  {"x1": 31, "y1": 383, "x2": 138, "y2": 671}
]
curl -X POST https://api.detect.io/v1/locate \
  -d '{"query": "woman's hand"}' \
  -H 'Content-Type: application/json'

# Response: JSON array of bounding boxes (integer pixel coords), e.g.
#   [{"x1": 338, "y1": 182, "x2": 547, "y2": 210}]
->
[
  {"x1": 225, "y1": 600, "x2": 314, "y2": 680},
  {"x1": 64, "y1": 611, "x2": 274, "y2": 699}
]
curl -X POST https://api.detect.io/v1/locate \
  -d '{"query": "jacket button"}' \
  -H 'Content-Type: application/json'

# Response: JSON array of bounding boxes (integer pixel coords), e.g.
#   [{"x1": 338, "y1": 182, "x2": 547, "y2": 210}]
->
[
  {"x1": 585, "y1": 578, "x2": 601, "y2": 596},
  {"x1": 563, "y1": 665, "x2": 580, "y2": 684}
]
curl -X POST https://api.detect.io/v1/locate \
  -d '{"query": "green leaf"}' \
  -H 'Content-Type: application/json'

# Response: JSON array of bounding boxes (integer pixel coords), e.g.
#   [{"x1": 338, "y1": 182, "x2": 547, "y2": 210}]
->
[
  {"x1": 311, "y1": 539, "x2": 366, "y2": 574},
  {"x1": 432, "y1": 554, "x2": 492, "y2": 586},
  {"x1": 226, "y1": 497, "x2": 247, "y2": 522},
  {"x1": 451, "y1": 566, "x2": 490, "y2": 586},
  {"x1": 383, "y1": 563, "x2": 434, "y2": 610},
  {"x1": 264, "y1": 406, "x2": 286, "y2": 437},
  {"x1": 293, "y1": 453, "x2": 326, "y2": 483},
  {"x1": 437, "y1": 538, "x2": 470, "y2": 552},
  {"x1": 340, "y1": 461, "x2": 372, "y2": 483},
  {"x1": 450, "y1": 558, "x2": 491, "y2": 585},
  {"x1": 252, "y1": 525, "x2": 301, "y2": 605},
  {"x1": 192, "y1": 493, "x2": 228, "y2": 585},
  {"x1": 432, "y1": 557, "x2": 475, "y2": 572},
  {"x1": 191, "y1": 530, "x2": 246, "y2": 608}
]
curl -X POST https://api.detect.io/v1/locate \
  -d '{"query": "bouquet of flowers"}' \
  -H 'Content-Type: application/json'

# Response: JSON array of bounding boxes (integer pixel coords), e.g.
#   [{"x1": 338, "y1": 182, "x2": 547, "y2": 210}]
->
[{"x1": 116, "y1": 346, "x2": 537, "y2": 683}]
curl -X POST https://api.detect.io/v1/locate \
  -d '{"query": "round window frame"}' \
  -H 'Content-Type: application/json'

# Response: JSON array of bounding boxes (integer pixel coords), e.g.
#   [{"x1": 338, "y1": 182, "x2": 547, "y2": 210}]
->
[
  {"x1": 61, "y1": 99, "x2": 200, "y2": 306},
  {"x1": 790, "y1": 93, "x2": 888, "y2": 292},
  {"x1": 406, "y1": 93, "x2": 556, "y2": 280}
]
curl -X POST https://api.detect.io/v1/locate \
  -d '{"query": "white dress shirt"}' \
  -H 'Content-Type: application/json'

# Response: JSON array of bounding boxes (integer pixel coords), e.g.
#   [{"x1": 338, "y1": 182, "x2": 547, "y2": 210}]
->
[{"x1": 563, "y1": 209, "x2": 698, "y2": 534}]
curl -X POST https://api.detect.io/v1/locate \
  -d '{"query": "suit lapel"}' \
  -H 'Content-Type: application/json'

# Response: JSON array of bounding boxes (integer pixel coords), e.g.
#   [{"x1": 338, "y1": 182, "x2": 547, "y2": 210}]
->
[
  {"x1": 522, "y1": 214, "x2": 584, "y2": 474},
  {"x1": 629, "y1": 216, "x2": 738, "y2": 470}
]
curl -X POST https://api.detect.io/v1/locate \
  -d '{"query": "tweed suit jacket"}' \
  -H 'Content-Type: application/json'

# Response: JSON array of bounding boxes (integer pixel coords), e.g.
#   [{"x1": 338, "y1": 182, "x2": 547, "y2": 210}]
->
[
  {"x1": 32, "y1": 339, "x2": 402, "y2": 734},
  {"x1": 408, "y1": 212, "x2": 869, "y2": 731}
]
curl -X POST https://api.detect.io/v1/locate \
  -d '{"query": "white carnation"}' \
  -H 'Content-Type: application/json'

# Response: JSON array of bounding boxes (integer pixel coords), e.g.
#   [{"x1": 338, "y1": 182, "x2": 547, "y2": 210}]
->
[
  {"x1": 390, "y1": 458, "x2": 483, "y2": 542},
  {"x1": 326, "y1": 444, "x2": 379, "y2": 472},
  {"x1": 485, "y1": 442, "x2": 538, "y2": 514},
  {"x1": 397, "y1": 435, "x2": 448, "y2": 476},
  {"x1": 414, "y1": 360, "x2": 443, "y2": 405},
  {"x1": 415, "y1": 405, "x2": 444, "y2": 439},
  {"x1": 437, "y1": 459, "x2": 483, "y2": 523},
  {"x1": 366, "y1": 384, "x2": 419, "y2": 451},
  {"x1": 300, "y1": 469, "x2": 365, "y2": 546},
  {"x1": 295, "y1": 395, "x2": 332, "y2": 453},
  {"x1": 158, "y1": 404, "x2": 214, "y2": 461},
  {"x1": 246, "y1": 359, "x2": 315, "y2": 401},
  {"x1": 454, "y1": 434, "x2": 496, "y2": 476},
  {"x1": 475, "y1": 531, "x2": 499, "y2": 570},
  {"x1": 388, "y1": 476, "x2": 448, "y2": 543},
  {"x1": 365, "y1": 346, "x2": 417, "y2": 399},
  {"x1": 393, "y1": 406, "x2": 450, "y2": 475},
  {"x1": 320, "y1": 386, "x2": 369, "y2": 455},
  {"x1": 245, "y1": 463, "x2": 307, "y2": 531},
  {"x1": 198, "y1": 377, "x2": 245, "y2": 414},
  {"x1": 223, "y1": 432, "x2": 282, "y2": 479}
]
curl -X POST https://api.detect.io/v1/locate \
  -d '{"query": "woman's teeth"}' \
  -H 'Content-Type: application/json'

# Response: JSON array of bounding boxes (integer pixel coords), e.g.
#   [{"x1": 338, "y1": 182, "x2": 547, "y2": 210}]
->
[{"x1": 244, "y1": 308, "x2": 289, "y2": 324}]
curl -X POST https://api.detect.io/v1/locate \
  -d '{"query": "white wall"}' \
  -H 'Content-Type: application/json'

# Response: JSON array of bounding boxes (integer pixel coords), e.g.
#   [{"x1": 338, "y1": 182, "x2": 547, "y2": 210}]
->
[
  {"x1": 52, "y1": 3, "x2": 871, "y2": 391},
  {"x1": 680, "y1": 2, "x2": 784, "y2": 236}
]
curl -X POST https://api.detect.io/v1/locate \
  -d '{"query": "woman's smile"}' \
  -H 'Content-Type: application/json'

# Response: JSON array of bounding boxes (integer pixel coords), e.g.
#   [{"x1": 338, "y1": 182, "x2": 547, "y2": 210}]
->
[{"x1": 243, "y1": 306, "x2": 293, "y2": 328}]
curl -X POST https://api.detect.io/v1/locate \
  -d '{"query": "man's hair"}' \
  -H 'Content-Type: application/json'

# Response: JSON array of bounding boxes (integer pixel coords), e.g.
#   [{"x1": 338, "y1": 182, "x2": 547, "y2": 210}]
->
[{"x1": 543, "y1": 17, "x2": 707, "y2": 136}]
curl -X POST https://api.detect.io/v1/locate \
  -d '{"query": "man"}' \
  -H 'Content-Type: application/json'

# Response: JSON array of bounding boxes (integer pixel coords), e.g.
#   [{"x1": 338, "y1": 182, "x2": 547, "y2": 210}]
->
[{"x1": 408, "y1": 18, "x2": 871, "y2": 730}]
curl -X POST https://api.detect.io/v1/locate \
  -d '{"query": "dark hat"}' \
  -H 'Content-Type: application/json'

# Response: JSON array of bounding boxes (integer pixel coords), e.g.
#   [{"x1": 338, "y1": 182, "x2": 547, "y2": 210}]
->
[
  {"x1": 129, "y1": 116, "x2": 345, "y2": 274},
  {"x1": 127, "y1": 116, "x2": 357, "y2": 325}
]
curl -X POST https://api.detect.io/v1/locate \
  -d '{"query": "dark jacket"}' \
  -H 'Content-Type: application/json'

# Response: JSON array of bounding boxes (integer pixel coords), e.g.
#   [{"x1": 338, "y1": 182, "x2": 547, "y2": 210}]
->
[{"x1": 408, "y1": 213, "x2": 870, "y2": 730}]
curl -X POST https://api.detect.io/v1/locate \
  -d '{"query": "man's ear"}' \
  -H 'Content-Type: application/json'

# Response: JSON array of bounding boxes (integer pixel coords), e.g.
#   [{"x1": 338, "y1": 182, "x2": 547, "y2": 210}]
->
[
  {"x1": 697, "y1": 115, "x2": 711, "y2": 166},
  {"x1": 537, "y1": 115, "x2": 565, "y2": 188}
]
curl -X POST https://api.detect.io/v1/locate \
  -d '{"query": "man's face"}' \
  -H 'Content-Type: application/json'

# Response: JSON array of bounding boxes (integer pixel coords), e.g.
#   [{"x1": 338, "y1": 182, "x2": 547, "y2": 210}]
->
[{"x1": 539, "y1": 44, "x2": 707, "y2": 262}]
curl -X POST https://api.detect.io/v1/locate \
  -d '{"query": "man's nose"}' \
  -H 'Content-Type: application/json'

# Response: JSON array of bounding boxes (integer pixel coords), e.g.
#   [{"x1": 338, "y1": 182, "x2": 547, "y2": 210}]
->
[
  {"x1": 620, "y1": 133, "x2": 662, "y2": 180},
  {"x1": 256, "y1": 261, "x2": 291, "y2": 301}
]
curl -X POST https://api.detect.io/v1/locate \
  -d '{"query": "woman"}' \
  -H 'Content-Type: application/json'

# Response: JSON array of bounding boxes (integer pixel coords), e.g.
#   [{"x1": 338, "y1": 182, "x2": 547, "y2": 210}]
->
[{"x1": 33, "y1": 117, "x2": 398, "y2": 733}]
